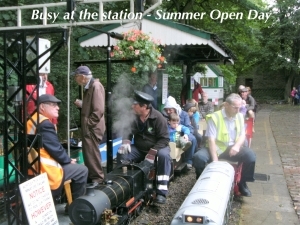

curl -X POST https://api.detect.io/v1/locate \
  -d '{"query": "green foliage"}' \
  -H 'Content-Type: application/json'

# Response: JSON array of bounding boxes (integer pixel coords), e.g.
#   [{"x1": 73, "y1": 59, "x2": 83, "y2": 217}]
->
[{"x1": 165, "y1": 64, "x2": 183, "y2": 99}]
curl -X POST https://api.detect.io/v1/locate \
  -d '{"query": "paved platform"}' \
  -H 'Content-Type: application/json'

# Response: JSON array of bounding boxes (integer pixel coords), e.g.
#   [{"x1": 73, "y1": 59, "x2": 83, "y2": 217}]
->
[{"x1": 239, "y1": 104, "x2": 300, "y2": 225}]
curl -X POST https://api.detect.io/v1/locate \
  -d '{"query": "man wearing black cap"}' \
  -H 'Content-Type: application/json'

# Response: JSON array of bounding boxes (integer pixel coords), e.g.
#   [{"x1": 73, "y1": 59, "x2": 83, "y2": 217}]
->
[
  {"x1": 117, "y1": 90, "x2": 171, "y2": 204},
  {"x1": 73, "y1": 66, "x2": 106, "y2": 185},
  {"x1": 27, "y1": 94, "x2": 88, "y2": 203}
]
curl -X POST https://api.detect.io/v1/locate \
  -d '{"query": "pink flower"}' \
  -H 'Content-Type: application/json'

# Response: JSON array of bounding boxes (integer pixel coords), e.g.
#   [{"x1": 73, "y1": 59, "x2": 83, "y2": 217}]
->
[
  {"x1": 110, "y1": 52, "x2": 114, "y2": 57},
  {"x1": 129, "y1": 46, "x2": 134, "y2": 50},
  {"x1": 135, "y1": 50, "x2": 140, "y2": 55},
  {"x1": 114, "y1": 46, "x2": 120, "y2": 50}
]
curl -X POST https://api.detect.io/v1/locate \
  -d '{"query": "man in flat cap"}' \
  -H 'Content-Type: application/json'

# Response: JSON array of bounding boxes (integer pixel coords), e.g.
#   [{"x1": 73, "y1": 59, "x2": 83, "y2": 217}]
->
[
  {"x1": 117, "y1": 90, "x2": 171, "y2": 204},
  {"x1": 73, "y1": 66, "x2": 106, "y2": 185},
  {"x1": 27, "y1": 94, "x2": 88, "y2": 203}
]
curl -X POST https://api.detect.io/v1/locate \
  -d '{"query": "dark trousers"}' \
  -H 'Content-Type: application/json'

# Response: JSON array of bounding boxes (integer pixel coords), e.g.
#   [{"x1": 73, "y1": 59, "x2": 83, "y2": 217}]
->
[
  {"x1": 63, "y1": 163, "x2": 88, "y2": 200},
  {"x1": 193, "y1": 145, "x2": 256, "y2": 183},
  {"x1": 182, "y1": 133, "x2": 197, "y2": 165},
  {"x1": 117, "y1": 145, "x2": 172, "y2": 196}
]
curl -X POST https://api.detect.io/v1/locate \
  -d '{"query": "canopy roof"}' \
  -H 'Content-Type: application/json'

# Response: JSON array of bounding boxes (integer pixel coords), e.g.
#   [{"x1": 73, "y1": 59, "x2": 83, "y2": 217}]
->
[
  {"x1": 78, "y1": 16, "x2": 235, "y2": 64},
  {"x1": 193, "y1": 65, "x2": 223, "y2": 79}
]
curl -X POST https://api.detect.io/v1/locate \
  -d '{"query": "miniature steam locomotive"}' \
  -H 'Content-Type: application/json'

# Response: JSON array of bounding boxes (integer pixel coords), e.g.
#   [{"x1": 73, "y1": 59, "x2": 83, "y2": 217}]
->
[{"x1": 69, "y1": 161, "x2": 160, "y2": 225}]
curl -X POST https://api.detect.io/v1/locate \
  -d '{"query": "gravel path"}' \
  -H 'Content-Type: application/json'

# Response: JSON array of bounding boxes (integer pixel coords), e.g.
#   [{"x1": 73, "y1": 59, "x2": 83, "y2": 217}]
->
[{"x1": 131, "y1": 167, "x2": 241, "y2": 225}]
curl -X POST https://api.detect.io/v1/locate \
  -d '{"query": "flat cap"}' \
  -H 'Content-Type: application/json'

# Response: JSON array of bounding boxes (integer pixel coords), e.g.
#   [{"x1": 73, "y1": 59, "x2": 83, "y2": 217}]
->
[
  {"x1": 133, "y1": 90, "x2": 154, "y2": 105},
  {"x1": 72, "y1": 66, "x2": 92, "y2": 76},
  {"x1": 38, "y1": 94, "x2": 61, "y2": 105}
]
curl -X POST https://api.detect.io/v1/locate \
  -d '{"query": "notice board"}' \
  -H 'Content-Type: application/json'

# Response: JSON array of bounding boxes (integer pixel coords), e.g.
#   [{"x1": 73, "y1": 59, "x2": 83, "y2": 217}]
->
[{"x1": 19, "y1": 173, "x2": 58, "y2": 225}]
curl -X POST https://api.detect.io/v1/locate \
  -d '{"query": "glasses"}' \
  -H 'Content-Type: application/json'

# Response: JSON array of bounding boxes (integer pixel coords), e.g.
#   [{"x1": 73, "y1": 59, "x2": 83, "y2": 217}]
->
[
  {"x1": 229, "y1": 104, "x2": 240, "y2": 110},
  {"x1": 43, "y1": 102, "x2": 59, "y2": 107}
]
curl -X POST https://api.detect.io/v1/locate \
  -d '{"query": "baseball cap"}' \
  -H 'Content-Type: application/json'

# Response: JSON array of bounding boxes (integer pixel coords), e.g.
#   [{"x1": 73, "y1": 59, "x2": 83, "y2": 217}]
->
[{"x1": 72, "y1": 66, "x2": 92, "y2": 76}]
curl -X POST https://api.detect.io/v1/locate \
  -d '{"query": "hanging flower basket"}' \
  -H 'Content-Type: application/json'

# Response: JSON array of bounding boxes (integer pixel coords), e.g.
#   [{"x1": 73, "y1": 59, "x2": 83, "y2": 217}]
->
[{"x1": 111, "y1": 29, "x2": 167, "y2": 74}]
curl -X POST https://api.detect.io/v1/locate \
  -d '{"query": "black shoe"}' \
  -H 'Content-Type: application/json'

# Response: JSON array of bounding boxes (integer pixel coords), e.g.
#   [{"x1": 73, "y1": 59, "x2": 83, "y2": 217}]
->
[
  {"x1": 155, "y1": 194, "x2": 166, "y2": 204},
  {"x1": 238, "y1": 182, "x2": 252, "y2": 197}
]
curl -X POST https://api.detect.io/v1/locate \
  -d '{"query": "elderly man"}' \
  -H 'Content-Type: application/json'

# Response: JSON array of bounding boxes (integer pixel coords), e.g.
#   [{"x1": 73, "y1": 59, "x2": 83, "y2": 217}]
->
[
  {"x1": 198, "y1": 92, "x2": 214, "y2": 119},
  {"x1": 193, "y1": 93, "x2": 256, "y2": 197},
  {"x1": 73, "y1": 66, "x2": 106, "y2": 185},
  {"x1": 162, "y1": 96, "x2": 197, "y2": 170},
  {"x1": 26, "y1": 73, "x2": 57, "y2": 125},
  {"x1": 117, "y1": 91, "x2": 171, "y2": 204},
  {"x1": 27, "y1": 94, "x2": 88, "y2": 201}
]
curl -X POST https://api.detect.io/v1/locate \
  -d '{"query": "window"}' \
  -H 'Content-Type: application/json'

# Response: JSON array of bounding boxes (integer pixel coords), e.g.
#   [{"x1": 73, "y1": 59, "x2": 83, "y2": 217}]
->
[{"x1": 218, "y1": 76, "x2": 223, "y2": 87}]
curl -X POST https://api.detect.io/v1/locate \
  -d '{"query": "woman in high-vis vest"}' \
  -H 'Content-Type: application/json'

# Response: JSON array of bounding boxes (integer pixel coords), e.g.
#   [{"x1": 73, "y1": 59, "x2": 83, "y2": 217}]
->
[
  {"x1": 27, "y1": 94, "x2": 88, "y2": 200},
  {"x1": 192, "y1": 93, "x2": 256, "y2": 197}
]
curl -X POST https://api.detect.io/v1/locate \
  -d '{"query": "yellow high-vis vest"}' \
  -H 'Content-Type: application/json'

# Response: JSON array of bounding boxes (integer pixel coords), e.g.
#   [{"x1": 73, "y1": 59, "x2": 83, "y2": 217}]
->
[
  {"x1": 206, "y1": 110, "x2": 243, "y2": 155},
  {"x1": 27, "y1": 113, "x2": 64, "y2": 191}
]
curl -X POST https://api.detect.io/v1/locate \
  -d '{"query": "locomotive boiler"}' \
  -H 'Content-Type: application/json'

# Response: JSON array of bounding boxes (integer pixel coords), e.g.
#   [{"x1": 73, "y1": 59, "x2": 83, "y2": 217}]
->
[
  {"x1": 69, "y1": 161, "x2": 157, "y2": 225},
  {"x1": 170, "y1": 161, "x2": 234, "y2": 225}
]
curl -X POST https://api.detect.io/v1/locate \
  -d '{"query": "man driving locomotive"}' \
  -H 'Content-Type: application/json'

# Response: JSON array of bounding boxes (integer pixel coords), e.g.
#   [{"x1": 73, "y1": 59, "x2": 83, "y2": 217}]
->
[{"x1": 117, "y1": 90, "x2": 171, "y2": 204}]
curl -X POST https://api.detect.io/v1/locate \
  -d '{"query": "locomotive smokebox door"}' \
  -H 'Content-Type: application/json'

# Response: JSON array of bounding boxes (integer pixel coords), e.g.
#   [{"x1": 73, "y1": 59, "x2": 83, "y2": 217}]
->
[{"x1": 69, "y1": 190, "x2": 111, "y2": 225}]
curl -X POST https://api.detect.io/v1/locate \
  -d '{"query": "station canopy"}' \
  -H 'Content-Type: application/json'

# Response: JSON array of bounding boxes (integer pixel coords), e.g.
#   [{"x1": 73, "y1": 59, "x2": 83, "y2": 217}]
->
[{"x1": 78, "y1": 16, "x2": 235, "y2": 64}]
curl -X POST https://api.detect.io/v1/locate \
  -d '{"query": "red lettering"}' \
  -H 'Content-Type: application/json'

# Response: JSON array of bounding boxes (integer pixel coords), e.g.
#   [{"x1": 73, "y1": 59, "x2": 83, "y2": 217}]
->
[
  {"x1": 29, "y1": 186, "x2": 45, "y2": 199},
  {"x1": 31, "y1": 201, "x2": 52, "y2": 219}
]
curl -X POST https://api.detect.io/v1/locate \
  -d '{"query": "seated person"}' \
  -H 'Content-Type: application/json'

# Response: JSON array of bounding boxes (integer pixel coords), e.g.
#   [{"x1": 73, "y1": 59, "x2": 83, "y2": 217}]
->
[
  {"x1": 117, "y1": 90, "x2": 171, "y2": 204},
  {"x1": 26, "y1": 94, "x2": 88, "y2": 204},
  {"x1": 198, "y1": 92, "x2": 214, "y2": 119},
  {"x1": 184, "y1": 103, "x2": 202, "y2": 147},
  {"x1": 168, "y1": 113, "x2": 192, "y2": 151},
  {"x1": 186, "y1": 98, "x2": 201, "y2": 126},
  {"x1": 162, "y1": 96, "x2": 197, "y2": 170},
  {"x1": 192, "y1": 93, "x2": 256, "y2": 197}
]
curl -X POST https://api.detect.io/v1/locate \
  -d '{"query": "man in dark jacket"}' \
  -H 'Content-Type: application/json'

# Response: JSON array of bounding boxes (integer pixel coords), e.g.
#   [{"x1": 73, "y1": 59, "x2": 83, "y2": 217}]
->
[
  {"x1": 117, "y1": 91, "x2": 171, "y2": 204},
  {"x1": 27, "y1": 94, "x2": 88, "y2": 200},
  {"x1": 73, "y1": 66, "x2": 106, "y2": 185}
]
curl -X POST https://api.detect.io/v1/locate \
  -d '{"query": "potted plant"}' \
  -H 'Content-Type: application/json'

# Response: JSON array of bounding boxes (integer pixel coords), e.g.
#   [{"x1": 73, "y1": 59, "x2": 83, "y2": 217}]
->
[{"x1": 111, "y1": 29, "x2": 166, "y2": 74}]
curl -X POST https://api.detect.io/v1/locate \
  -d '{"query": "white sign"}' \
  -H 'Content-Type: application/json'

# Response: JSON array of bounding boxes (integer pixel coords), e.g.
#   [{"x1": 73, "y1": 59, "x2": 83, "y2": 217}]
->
[
  {"x1": 162, "y1": 73, "x2": 168, "y2": 104},
  {"x1": 19, "y1": 173, "x2": 58, "y2": 225}
]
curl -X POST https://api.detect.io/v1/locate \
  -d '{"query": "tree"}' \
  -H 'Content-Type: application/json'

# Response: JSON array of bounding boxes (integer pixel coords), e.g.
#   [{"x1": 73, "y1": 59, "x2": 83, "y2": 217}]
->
[
  {"x1": 160, "y1": 0, "x2": 267, "y2": 86},
  {"x1": 258, "y1": 0, "x2": 300, "y2": 98}
]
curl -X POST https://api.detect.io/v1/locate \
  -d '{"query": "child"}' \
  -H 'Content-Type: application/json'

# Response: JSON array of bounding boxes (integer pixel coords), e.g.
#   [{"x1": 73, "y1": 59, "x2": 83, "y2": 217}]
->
[
  {"x1": 167, "y1": 113, "x2": 192, "y2": 151},
  {"x1": 186, "y1": 98, "x2": 201, "y2": 126},
  {"x1": 184, "y1": 103, "x2": 202, "y2": 147}
]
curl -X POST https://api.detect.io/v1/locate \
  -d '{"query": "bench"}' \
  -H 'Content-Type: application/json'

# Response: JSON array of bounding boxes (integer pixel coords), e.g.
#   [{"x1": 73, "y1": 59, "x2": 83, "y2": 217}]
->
[{"x1": 169, "y1": 142, "x2": 186, "y2": 175}]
